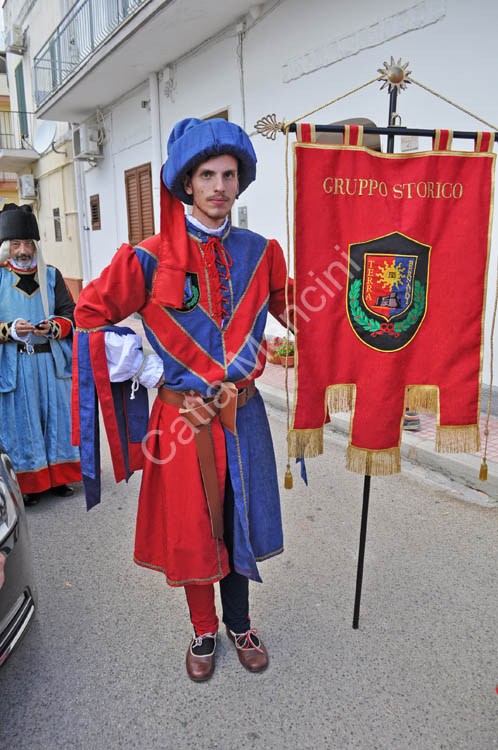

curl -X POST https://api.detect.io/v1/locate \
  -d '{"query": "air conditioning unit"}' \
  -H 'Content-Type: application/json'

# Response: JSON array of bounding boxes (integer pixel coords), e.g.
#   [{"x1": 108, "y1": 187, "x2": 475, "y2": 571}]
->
[
  {"x1": 73, "y1": 124, "x2": 104, "y2": 160},
  {"x1": 18, "y1": 174, "x2": 37, "y2": 200},
  {"x1": 6, "y1": 25, "x2": 26, "y2": 55}
]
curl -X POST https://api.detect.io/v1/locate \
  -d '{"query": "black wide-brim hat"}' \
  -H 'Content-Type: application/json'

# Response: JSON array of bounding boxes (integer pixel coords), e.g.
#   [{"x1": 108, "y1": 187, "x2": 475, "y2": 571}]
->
[{"x1": 0, "y1": 203, "x2": 40, "y2": 242}]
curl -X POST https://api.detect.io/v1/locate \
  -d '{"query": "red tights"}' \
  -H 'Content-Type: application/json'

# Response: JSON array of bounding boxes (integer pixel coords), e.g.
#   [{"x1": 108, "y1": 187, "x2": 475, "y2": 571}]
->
[{"x1": 184, "y1": 583, "x2": 218, "y2": 635}]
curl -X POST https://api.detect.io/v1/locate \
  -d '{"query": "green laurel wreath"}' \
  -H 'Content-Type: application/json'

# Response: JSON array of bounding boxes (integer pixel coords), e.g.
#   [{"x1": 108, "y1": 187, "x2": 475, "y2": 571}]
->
[{"x1": 349, "y1": 279, "x2": 425, "y2": 335}]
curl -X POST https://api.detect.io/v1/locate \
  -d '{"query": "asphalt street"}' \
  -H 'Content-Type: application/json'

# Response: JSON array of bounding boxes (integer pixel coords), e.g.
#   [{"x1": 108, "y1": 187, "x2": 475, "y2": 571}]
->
[{"x1": 1, "y1": 402, "x2": 497, "y2": 750}]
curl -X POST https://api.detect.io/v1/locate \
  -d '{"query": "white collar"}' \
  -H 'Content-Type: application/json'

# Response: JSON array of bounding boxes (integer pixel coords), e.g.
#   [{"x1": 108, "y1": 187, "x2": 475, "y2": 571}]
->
[{"x1": 186, "y1": 215, "x2": 228, "y2": 237}]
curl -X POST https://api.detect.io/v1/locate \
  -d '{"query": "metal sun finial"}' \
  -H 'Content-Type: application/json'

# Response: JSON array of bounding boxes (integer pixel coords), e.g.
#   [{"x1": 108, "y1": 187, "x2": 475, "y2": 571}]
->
[{"x1": 378, "y1": 57, "x2": 412, "y2": 93}]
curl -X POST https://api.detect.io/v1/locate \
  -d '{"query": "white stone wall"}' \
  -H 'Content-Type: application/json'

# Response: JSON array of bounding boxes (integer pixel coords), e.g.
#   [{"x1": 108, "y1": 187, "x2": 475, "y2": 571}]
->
[
  {"x1": 82, "y1": 82, "x2": 153, "y2": 279},
  {"x1": 80, "y1": 0, "x2": 498, "y2": 376}
]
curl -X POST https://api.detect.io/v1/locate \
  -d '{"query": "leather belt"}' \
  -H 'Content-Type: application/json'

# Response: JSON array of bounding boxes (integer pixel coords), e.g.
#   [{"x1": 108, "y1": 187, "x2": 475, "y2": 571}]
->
[
  {"x1": 17, "y1": 342, "x2": 51, "y2": 354},
  {"x1": 158, "y1": 381, "x2": 256, "y2": 539}
]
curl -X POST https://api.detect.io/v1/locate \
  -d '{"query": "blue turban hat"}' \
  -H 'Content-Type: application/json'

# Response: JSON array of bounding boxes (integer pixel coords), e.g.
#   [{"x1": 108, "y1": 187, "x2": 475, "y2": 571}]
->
[{"x1": 162, "y1": 117, "x2": 257, "y2": 204}]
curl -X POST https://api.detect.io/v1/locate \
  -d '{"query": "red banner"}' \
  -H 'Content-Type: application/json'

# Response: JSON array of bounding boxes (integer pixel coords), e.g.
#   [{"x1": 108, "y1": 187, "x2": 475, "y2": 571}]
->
[{"x1": 289, "y1": 128, "x2": 496, "y2": 475}]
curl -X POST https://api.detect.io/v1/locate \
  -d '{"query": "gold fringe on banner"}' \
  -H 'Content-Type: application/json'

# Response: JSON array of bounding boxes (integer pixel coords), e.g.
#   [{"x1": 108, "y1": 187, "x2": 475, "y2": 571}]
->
[
  {"x1": 327, "y1": 384, "x2": 355, "y2": 414},
  {"x1": 405, "y1": 385, "x2": 439, "y2": 414},
  {"x1": 346, "y1": 445, "x2": 401, "y2": 476},
  {"x1": 288, "y1": 428, "x2": 324, "y2": 458},
  {"x1": 436, "y1": 424, "x2": 481, "y2": 454}
]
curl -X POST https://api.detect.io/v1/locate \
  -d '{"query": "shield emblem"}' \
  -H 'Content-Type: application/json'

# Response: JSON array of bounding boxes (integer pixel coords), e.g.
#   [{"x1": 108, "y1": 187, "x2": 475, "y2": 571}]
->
[
  {"x1": 176, "y1": 271, "x2": 200, "y2": 312},
  {"x1": 347, "y1": 232, "x2": 430, "y2": 352}
]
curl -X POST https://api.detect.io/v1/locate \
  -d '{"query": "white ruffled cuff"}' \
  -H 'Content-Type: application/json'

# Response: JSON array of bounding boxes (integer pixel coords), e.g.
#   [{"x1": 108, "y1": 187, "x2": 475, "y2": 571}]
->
[
  {"x1": 138, "y1": 354, "x2": 164, "y2": 388},
  {"x1": 11, "y1": 319, "x2": 30, "y2": 343},
  {"x1": 104, "y1": 332, "x2": 163, "y2": 388}
]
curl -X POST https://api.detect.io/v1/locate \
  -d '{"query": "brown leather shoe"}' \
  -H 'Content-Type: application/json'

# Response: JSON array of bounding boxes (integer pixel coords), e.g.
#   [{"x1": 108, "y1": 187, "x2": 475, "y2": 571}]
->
[
  {"x1": 185, "y1": 633, "x2": 216, "y2": 682},
  {"x1": 226, "y1": 626, "x2": 269, "y2": 672}
]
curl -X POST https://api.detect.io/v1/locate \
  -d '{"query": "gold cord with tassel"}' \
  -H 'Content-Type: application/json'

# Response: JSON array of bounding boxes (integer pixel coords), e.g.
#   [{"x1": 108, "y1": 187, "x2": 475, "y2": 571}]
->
[
  {"x1": 479, "y1": 457, "x2": 488, "y2": 482},
  {"x1": 283, "y1": 124, "x2": 293, "y2": 489},
  {"x1": 279, "y1": 76, "x2": 382, "y2": 489},
  {"x1": 480, "y1": 246, "x2": 498, "y2": 480},
  {"x1": 284, "y1": 463, "x2": 293, "y2": 489}
]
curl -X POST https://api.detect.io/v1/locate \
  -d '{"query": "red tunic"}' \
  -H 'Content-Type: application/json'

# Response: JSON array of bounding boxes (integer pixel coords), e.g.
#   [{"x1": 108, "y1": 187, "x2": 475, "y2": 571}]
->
[{"x1": 75, "y1": 222, "x2": 291, "y2": 586}]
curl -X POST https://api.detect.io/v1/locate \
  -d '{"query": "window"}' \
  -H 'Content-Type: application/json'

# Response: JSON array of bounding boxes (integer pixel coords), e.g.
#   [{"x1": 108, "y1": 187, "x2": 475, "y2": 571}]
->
[
  {"x1": 89, "y1": 194, "x2": 101, "y2": 230},
  {"x1": 53, "y1": 208, "x2": 62, "y2": 242},
  {"x1": 124, "y1": 163, "x2": 154, "y2": 246}
]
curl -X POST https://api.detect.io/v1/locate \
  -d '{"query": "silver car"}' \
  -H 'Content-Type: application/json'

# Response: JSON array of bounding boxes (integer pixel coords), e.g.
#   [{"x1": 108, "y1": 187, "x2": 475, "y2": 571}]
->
[{"x1": 0, "y1": 449, "x2": 36, "y2": 666}]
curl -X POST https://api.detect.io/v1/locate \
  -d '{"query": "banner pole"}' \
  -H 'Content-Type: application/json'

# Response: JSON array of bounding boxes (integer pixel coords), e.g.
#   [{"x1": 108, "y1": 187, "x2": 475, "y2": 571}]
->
[
  {"x1": 352, "y1": 475, "x2": 371, "y2": 628},
  {"x1": 387, "y1": 87, "x2": 399, "y2": 150},
  {"x1": 352, "y1": 88, "x2": 398, "y2": 630}
]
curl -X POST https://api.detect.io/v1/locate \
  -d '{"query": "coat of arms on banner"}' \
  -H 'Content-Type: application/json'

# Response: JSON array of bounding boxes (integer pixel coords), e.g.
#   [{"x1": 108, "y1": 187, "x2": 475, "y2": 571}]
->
[{"x1": 347, "y1": 232, "x2": 430, "y2": 352}]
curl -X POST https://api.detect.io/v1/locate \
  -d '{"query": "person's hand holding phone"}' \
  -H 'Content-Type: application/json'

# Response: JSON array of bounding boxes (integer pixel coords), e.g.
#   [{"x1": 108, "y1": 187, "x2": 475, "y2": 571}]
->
[
  {"x1": 33, "y1": 320, "x2": 51, "y2": 336},
  {"x1": 15, "y1": 319, "x2": 35, "y2": 337}
]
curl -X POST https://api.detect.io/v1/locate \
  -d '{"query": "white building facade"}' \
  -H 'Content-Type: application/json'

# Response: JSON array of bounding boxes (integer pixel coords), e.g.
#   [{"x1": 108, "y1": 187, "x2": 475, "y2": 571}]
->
[
  {"x1": 6, "y1": 0, "x2": 498, "y2": 392},
  {"x1": 2, "y1": 0, "x2": 83, "y2": 297}
]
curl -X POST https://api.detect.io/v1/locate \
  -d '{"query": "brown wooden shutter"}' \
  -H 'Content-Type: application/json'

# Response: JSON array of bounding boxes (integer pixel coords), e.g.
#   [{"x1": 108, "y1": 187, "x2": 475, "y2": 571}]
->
[
  {"x1": 124, "y1": 162, "x2": 155, "y2": 246},
  {"x1": 89, "y1": 194, "x2": 101, "y2": 230}
]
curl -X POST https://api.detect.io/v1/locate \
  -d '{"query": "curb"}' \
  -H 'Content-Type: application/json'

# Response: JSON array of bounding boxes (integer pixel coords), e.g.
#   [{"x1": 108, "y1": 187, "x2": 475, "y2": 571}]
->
[{"x1": 257, "y1": 381, "x2": 498, "y2": 501}]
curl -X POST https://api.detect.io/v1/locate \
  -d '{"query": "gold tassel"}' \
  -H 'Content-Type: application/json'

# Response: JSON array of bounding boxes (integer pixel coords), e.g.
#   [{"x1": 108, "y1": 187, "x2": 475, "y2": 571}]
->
[
  {"x1": 479, "y1": 458, "x2": 488, "y2": 481},
  {"x1": 406, "y1": 385, "x2": 439, "y2": 414},
  {"x1": 327, "y1": 384, "x2": 354, "y2": 414},
  {"x1": 284, "y1": 464, "x2": 293, "y2": 489},
  {"x1": 287, "y1": 428, "x2": 323, "y2": 458},
  {"x1": 436, "y1": 424, "x2": 480, "y2": 454},
  {"x1": 346, "y1": 445, "x2": 401, "y2": 476}
]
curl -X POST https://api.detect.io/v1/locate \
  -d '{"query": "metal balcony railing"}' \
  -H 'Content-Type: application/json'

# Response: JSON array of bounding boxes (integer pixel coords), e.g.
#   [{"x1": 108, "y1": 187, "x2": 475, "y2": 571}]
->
[
  {"x1": 0, "y1": 110, "x2": 33, "y2": 149},
  {"x1": 33, "y1": 0, "x2": 148, "y2": 108}
]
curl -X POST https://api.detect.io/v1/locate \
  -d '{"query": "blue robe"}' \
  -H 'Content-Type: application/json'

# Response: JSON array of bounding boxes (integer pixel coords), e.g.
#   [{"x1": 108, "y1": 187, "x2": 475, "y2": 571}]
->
[{"x1": 0, "y1": 263, "x2": 80, "y2": 492}]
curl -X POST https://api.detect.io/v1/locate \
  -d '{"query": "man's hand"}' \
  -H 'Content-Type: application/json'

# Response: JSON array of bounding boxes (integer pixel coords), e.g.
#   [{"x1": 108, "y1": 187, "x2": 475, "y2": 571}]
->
[
  {"x1": 32, "y1": 320, "x2": 51, "y2": 337},
  {"x1": 154, "y1": 375, "x2": 165, "y2": 388},
  {"x1": 0, "y1": 552, "x2": 5, "y2": 590},
  {"x1": 15, "y1": 319, "x2": 35, "y2": 337}
]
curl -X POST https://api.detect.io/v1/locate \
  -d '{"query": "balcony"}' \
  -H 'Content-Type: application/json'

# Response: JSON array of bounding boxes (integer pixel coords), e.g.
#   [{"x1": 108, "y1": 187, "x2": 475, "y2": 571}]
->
[
  {"x1": 33, "y1": 0, "x2": 148, "y2": 110},
  {"x1": 32, "y1": 0, "x2": 257, "y2": 122},
  {"x1": 0, "y1": 111, "x2": 39, "y2": 172}
]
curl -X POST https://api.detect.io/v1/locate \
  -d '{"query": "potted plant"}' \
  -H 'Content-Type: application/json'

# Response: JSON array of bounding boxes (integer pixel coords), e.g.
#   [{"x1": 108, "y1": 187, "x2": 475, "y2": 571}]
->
[
  {"x1": 266, "y1": 335, "x2": 285, "y2": 364},
  {"x1": 274, "y1": 340, "x2": 295, "y2": 367}
]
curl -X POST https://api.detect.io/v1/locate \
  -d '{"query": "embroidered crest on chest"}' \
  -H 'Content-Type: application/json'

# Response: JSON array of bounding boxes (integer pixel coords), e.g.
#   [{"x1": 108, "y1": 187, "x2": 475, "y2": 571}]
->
[{"x1": 175, "y1": 272, "x2": 200, "y2": 312}]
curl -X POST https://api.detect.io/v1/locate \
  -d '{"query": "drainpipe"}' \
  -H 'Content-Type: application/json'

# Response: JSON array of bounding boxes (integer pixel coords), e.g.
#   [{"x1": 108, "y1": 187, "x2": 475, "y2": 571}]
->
[
  {"x1": 148, "y1": 72, "x2": 162, "y2": 231},
  {"x1": 74, "y1": 156, "x2": 92, "y2": 285}
]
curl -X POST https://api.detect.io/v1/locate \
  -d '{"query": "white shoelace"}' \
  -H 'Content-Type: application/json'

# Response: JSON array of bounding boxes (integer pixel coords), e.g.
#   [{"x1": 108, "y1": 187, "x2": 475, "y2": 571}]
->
[{"x1": 192, "y1": 632, "x2": 216, "y2": 649}]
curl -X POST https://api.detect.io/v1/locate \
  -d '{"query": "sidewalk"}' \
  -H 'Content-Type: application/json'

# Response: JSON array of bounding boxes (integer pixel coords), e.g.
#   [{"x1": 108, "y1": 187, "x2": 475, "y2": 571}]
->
[
  {"x1": 123, "y1": 315, "x2": 498, "y2": 501},
  {"x1": 258, "y1": 361, "x2": 498, "y2": 501}
]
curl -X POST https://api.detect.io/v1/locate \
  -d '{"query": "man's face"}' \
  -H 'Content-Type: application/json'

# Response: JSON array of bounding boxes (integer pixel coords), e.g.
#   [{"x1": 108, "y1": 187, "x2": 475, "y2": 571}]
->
[
  {"x1": 10, "y1": 239, "x2": 35, "y2": 266},
  {"x1": 183, "y1": 154, "x2": 239, "y2": 229}
]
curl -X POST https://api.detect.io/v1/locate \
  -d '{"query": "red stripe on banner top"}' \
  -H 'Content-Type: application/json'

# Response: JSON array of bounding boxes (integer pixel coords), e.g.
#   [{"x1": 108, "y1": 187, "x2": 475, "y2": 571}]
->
[
  {"x1": 475, "y1": 132, "x2": 494, "y2": 152},
  {"x1": 343, "y1": 125, "x2": 363, "y2": 146},
  {"x1": 89, "y1": 332, "x2": 127, "y2": 483},
  {"x1": 432, "y1": 129, "x2": 453, "y2": 151},
  {"x1": 297, "y1": 123, "x2": 313, "y2": 143}
]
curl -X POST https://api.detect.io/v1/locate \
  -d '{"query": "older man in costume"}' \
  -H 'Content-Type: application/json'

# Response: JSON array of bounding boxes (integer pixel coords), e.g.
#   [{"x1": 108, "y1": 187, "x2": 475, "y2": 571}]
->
[
  {"x1": 74, "y1": 118, "x2": 291, "y2": 681},
  {"x1": 0, "y1": 204, "x2": 81, "y2": 505}
]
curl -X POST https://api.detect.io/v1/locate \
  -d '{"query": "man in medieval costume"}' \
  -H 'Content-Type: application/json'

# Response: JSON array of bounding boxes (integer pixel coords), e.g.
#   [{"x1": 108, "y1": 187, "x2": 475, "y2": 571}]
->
[
  {"x1": 0, "y1": 203, "x2": 81, "y2": 505},
  {"x1": 74, "y1": 118, "x2": 291, "y2": 681}
]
